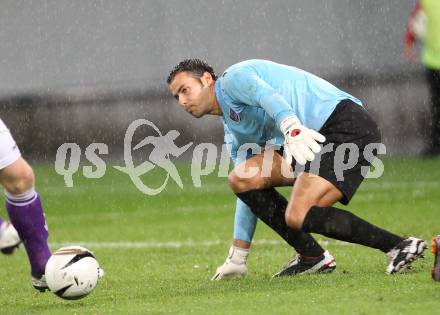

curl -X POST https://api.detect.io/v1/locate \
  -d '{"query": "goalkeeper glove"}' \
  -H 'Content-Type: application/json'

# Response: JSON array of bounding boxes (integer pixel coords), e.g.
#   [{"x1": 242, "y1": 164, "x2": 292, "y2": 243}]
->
[
  {"x1": 211, "y1": 245, "x2": 249, "y2": 280},
  {"x1": 280, "y1": 116, "x2": 326, "y2": 165}
]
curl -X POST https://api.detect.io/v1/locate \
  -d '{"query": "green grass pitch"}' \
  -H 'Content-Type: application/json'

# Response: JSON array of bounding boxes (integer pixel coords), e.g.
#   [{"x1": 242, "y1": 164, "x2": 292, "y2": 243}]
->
[{"x1": 0, "y1": 158, "x2": 439, "y2": 314}]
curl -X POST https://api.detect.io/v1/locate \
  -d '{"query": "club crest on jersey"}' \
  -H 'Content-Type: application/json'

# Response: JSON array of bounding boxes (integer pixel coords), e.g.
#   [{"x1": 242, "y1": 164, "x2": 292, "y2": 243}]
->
[{"x1": 229, "y1": 108, "x2": 240, "y2": 122}]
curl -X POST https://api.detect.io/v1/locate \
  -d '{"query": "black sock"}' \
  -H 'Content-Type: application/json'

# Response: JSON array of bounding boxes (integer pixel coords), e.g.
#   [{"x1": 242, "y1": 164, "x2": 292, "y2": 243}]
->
[
  {"x1": 236, "y1": 189, "x2": 324, "y2": 257},
  {"x1": 302, "y1": 206, "x2": 404, "y2": 253}
]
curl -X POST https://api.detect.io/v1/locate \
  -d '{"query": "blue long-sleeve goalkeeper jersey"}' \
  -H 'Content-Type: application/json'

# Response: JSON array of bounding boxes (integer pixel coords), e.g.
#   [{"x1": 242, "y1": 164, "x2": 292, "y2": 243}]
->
[{"x1": 214, "y1": 59, "x2": 362, "y2": 242}]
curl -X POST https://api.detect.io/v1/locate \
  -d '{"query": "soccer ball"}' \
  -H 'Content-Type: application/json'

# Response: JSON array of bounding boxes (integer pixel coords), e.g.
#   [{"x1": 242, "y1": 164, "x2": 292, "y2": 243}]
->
[{"x1": 45, "y1": 245, "x2": 104, "y2": 300}]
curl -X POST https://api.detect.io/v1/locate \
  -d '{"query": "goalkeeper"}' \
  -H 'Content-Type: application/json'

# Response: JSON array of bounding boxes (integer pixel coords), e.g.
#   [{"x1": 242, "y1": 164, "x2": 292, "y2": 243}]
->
[{"x1": 167, "y1": 59, "x2": 426, "y2": 279}]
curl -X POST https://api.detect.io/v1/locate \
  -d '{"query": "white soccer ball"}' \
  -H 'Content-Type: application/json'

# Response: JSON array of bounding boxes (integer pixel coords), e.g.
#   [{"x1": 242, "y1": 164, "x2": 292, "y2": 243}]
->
[{"x1": 45, "y1": 245, "x2": 104, "y2": 300}]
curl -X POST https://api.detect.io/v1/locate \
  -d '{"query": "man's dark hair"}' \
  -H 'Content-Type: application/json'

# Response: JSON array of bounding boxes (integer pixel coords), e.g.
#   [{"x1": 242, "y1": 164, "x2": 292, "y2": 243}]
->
[{"x1": 167, "y1": 59, "x2": 217, "y2": 85}]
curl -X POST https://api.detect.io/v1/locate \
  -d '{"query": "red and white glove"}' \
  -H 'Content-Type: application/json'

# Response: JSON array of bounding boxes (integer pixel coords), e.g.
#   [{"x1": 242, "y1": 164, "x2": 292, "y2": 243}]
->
[{"x1": 280, "y1": 116, "x2": 326, "y2": 165}]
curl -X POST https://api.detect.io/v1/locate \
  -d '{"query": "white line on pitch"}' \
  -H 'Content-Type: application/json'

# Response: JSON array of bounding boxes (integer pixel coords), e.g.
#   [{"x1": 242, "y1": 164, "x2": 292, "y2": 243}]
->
[{"x1": 49, "y1": 239, "x2": 351, "y2": 249}]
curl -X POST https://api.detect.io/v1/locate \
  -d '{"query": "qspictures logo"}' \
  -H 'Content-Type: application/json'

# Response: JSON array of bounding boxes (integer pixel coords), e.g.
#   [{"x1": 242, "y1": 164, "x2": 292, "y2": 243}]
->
[
  {"x1": 113, "y1": 119, "x2": 192, "y2": 195},
  {"x1": 54, "y1": 119, "x2": 386, "y2": 195}
]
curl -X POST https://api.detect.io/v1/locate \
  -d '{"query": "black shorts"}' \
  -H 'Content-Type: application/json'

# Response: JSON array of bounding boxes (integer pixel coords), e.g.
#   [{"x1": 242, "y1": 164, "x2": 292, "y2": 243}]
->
[{"x1": 277, "y1": 99, "x2": 382, "y2": 205}]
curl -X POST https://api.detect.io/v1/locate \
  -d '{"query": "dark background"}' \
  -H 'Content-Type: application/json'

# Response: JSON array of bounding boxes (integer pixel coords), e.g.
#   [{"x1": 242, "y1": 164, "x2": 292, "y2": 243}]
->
[{"x1": 0, "y1": 1, "x2": 427, "y2": 161}]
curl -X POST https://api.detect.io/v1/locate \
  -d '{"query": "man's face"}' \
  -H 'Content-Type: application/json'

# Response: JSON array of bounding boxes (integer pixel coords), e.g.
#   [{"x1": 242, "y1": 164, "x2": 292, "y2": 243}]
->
[{"x1": 169, "y1": 71, "x2": 213, "y2": 118}]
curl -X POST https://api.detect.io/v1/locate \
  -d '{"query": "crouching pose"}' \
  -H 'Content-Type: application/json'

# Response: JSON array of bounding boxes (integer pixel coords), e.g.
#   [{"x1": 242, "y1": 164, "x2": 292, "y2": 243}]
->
[{"x1": 167, "y1": 59, "x2": 426, "y2": 279}]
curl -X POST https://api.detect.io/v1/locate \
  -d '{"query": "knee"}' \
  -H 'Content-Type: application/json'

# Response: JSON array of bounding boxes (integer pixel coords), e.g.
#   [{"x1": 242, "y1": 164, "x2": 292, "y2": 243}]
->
[
  {"x1": 228, "y1": 171, "x2": 249, "y2": 193},
  {"x1": 3, "y1": 165, "x2": 35, "y2": 195},
  {"x1": 285, "y1": 202, "x2": 311, "y2": 230},
  {"x1": 285, "y1": 213, "x2": 304, "y2": 230},
  {"x1": 228, "y1": 170, "x2": 262, "y2": 193}
]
